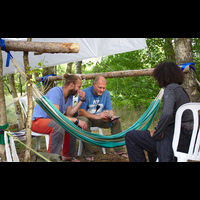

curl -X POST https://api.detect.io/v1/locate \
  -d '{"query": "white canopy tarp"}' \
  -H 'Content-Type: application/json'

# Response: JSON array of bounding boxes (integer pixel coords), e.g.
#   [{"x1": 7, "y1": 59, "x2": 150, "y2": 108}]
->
[{"x1": 1, "y1": 38, "x2": 147, "y2": 76}]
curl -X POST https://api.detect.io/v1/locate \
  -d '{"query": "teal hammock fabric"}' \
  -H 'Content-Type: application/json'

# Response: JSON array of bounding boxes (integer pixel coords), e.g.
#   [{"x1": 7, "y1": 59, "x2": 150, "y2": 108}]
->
[
  {"x1": 9, "y1": 54, "x2": 162, "y2": 148},
  {"x1": 35, "y1": 96, "x2": 161, "y2": 148},
  {"x1": 0, "y1": 123, "x2": 9, "y2": 145}
]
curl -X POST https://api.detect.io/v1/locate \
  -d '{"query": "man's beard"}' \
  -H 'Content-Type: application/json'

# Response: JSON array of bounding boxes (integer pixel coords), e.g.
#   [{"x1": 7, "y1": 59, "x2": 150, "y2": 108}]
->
[
  {"x1": 93, "y1": 88, "x2": 102, "y2": 96},
  {"x1": 69, "y1": 88, "x2": 78, "y2": 96}
]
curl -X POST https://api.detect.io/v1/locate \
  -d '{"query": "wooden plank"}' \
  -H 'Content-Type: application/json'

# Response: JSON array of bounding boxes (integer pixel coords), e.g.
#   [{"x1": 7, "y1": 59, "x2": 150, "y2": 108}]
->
[
  {"x1": 35, "y1": 64, "x2": 190, "y2": 82},
  {"x1": 36, "y1": 68, "x2": 155, "y2": 82},
  {"x1": 3, "y1": 41, "x2": 80, "y2": 53}
]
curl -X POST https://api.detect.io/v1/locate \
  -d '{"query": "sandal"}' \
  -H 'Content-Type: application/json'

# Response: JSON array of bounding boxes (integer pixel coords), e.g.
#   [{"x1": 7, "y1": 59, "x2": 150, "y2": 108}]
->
[
  {"x1": 114, "y1": 152, "x2": 128, "y2": 159},
  {"x1": 63, "y1": 157, "x2": 81, "y2": 162},
  {"x1": 86, "y1": 157, "x2": 94, "y2": 162}
]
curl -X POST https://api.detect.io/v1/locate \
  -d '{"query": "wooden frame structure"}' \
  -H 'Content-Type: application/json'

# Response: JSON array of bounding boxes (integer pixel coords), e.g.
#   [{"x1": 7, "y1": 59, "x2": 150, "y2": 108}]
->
[
  {"x1": 0, "y1": 39, "x2": 80, "y2": 162},
  {"x1": 35, "y1": 65, "x2": 190, "y2": 82}
]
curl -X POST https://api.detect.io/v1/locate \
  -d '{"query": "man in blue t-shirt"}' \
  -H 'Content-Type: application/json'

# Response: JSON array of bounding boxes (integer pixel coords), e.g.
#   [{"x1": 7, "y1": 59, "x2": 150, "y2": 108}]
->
[{"x1": 77, "y1": 76, "x2": 128, "y2": 161}]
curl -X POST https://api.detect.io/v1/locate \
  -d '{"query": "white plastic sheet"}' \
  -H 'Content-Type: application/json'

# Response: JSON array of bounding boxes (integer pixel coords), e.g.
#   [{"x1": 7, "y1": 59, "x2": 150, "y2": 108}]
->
[{"x1": 1, "y1": 38, "x2": 147, "y2": 76}]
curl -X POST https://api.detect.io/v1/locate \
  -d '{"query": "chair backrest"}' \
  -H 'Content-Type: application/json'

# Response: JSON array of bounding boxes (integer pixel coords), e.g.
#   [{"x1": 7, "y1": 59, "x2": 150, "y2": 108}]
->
[
  {"x1": 19, "y1": 96, "x2": 35, "y2": 118},
  {"x1": 172, "y1": 103, "x2": 200, "y2": 161}
]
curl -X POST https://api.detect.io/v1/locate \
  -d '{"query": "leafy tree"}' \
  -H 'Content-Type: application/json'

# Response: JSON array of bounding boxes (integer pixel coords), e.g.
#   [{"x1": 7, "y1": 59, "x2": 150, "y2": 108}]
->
[
  {"x1": 85, "y1": 39, "x2": 166, "y2": 109},
  {"x1": 80, "y1": 38, "x2": 200, "y2": 109}
]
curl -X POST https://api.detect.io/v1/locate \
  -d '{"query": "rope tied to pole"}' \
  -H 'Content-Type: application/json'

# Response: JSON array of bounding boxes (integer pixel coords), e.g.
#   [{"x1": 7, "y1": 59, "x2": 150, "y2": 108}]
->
[{"x1": 0, "y1": 38, "x2": 11, "y2": 67}]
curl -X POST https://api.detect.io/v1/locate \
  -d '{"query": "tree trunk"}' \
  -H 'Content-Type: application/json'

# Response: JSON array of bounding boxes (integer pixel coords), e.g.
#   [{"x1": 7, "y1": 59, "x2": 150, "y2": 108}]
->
[
  {"x1": 8, "y1": 73, "x2": 25, "y2": 130},
  {"x1": 174, "y1": 38, "x2": 200, "y2": 102},
  {"x1": 18, "y1": 75, "x2": 23, "y2": 96},
  {"x1": 4, "y1": 41, "x2": 79, "y2": 53},
  {"x1": 75, "y1": 61, "x2": 82, "y2": 74},
  {"x1": 67, "y1": 62, "x2": 73, "y2": 74},
  {"x1": 163, "y1": 38, "x2": 176, "y2": 62},
  {"x1": 0, "y1": 48, "x2": 7, "y2": 162},
  {"x1": 42, "y1": 66, "x2": 56, "y2": 94},
  {"x1": 23, "y1": 38, "x2": 33, "y2": 162}
]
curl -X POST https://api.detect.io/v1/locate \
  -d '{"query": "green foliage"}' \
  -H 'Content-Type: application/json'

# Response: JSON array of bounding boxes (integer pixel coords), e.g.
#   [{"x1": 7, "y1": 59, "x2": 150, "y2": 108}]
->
[
  {"x1": 80, "y1": 38, "x2": 200, "y2": 109},
  {"x1": 86, "y1": 39, "x2": 165, "y2": 109},
  {"x1": 3, "y1": 60, "x2": 48, "y2": 95},
  {"x1": 3, "y1": 38, "x2": 200, "y2": 111},
  {"x1": 191, "y1": 38, "x2": 200, "y2": 81}
]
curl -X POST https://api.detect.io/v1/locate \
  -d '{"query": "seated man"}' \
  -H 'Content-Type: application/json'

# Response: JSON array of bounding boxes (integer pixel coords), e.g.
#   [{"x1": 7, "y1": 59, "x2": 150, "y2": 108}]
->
[
  {"x1": 77, "y1": 76, "x2": 128, "y2": 161},
  {"x1": 32, "y1": 73, "x2": 87, "y2": 162}
]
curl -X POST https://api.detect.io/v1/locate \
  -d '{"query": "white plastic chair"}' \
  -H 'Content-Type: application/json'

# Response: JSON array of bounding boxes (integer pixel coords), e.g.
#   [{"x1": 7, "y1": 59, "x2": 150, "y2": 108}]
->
[
  {"x1": 77, "y1": 127, "x2": 106, "y2": 156},
  {"x1": 72, "y1": 97, "x2": 106, "y2": 156},
  {"x1": 172, "y1": 102, "x2": 200, "y2": 162},
  {"x1": 4, "y1": 131, "x2": 19, "y2": 162},
  {"x1": 19, "y1": 96, "x2": 49, "y2": 151}
]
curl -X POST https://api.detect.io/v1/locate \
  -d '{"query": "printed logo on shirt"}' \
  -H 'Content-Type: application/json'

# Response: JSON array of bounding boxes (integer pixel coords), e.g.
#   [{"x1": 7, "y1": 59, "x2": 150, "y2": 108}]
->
[{"x1": 88, "y1": 103, "x2": 103, "y2": 114}]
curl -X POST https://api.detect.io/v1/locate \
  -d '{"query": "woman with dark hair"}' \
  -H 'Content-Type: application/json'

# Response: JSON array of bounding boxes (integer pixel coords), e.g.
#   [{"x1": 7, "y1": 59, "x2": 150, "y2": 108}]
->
[{"x1": 125, "y1": 62, "x2": 193, "y2": 162}]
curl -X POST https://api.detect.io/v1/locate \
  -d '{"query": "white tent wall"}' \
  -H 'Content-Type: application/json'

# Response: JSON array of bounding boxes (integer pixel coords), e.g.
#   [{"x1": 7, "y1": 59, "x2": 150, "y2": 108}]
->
[{"x1": 1, "y1": 38, "x2": 147, "y2": 76}]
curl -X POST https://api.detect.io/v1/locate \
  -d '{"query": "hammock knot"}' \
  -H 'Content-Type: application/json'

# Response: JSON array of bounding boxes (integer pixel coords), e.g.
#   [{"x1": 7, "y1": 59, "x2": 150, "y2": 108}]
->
[
  {"x1": 35, "y1": 74, "x2": 56, "y2": 87},
  {"x1": 178, "y1": 62, "x2": 196, "y2": 73}
]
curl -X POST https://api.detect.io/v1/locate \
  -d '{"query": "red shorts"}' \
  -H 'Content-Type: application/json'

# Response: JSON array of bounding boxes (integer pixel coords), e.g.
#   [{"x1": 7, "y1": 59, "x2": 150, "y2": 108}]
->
[{"x1": 32, "y1": 118, "x2": 76, "y2": 157}]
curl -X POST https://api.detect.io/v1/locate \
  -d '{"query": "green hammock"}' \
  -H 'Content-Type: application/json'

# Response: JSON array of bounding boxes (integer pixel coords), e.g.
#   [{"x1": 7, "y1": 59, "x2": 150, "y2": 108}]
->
[
  {"x1": 10, "y1": 55, "x2": 163, "y2": 148},
  {"x1": 35, "y1": 95, "x2": 161, "y2": 148}
]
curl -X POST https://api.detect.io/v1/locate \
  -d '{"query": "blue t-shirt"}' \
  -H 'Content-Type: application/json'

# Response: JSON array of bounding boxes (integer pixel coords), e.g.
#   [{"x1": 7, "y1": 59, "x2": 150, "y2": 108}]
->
[
  {"x1": 32, "y1": 87, "x2": 73, "y2": 121},
  {"x1": 79, "y1": 86, "x2": 112, "y2": 115}
]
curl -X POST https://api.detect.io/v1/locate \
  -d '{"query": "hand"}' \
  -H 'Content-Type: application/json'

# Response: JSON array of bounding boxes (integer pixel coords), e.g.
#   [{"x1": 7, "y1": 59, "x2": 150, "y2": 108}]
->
[
  {"x1": 110, "y1": 115, "x2": 119, "y2": 124},
  {"x1": 78, "y1": 90, "x2": 85, "y2": 101},
  {"x1": 107, "y1": 110, "x2": 114, "y2": 118},
  {"x1": 150, "y1": 130, "x2": 164, "y2": 139},
  {"x1": 150, "y1": 130, "x2": 156, "y2": 137},
  {"x1": 97, "y1": 111, "x2": 109, "y2": 120},
  {"x1": 78, "y1": 120, "x2": 87, "y2": 131}
]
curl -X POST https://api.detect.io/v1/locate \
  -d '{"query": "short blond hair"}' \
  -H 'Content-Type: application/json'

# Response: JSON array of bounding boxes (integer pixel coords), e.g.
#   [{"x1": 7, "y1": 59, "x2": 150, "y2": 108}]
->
[{"x1": 94, "y1": 76, "x2": 107, "y2": 84}]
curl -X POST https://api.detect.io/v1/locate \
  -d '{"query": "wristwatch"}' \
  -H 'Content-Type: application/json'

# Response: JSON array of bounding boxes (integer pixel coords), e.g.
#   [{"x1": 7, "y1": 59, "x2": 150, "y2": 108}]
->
[
  {"x1": 74, "y1": 119, "x2": 79, "y2": 125},
  {"x1": 80, "y1": 99, "x2": 86, "y2": 102}
]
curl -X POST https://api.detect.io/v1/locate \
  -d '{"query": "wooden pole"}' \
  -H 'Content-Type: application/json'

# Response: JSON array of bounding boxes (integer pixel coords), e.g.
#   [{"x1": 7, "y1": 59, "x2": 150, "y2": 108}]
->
[
  {"x1": 35, "y1": 64, "x2": 190, "y2": 82},
  {"x1": 23, "y1": 38, "x2": 33, "y2": 162},
  {"x1": 0, "y1": 47, "x2": 7, "y2": 161},
  {"x1": 7, "y1": 73, "x2": 25, "y2": 130},
  {"x1": 3, "y1": 41, "x2": 80, "y2": 54},
  {"x1": 36, "y1": 68, "x2": 155, "y2": 82},
  {"x1": 0, "y1": 49, "x2": 7, "y2": 126}
]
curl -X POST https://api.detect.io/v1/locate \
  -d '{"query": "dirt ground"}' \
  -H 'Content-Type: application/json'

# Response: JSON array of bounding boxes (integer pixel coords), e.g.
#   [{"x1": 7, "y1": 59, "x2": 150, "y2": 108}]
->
[
  {"x1": 75, "y1": 144, "x2": 129, "y2": 162},
  {"x1": 15, "y1": 137, "x2": 130, "y2": 162}
]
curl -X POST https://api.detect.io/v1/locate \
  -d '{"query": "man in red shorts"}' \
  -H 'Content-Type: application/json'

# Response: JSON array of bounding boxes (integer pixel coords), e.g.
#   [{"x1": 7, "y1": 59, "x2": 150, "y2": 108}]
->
[{"x1": 32, "y1": 74, "x2": 87, "y2": 162}]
